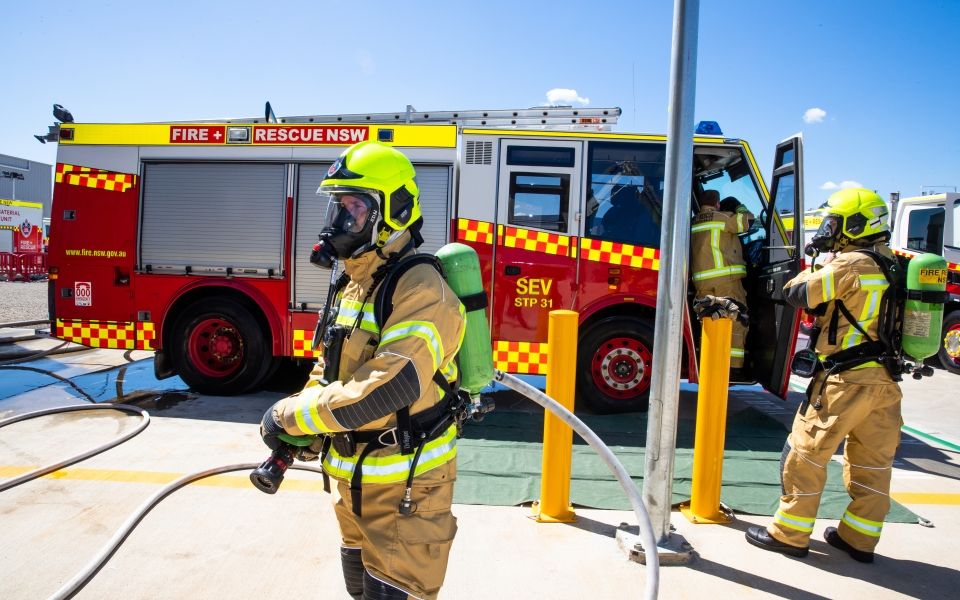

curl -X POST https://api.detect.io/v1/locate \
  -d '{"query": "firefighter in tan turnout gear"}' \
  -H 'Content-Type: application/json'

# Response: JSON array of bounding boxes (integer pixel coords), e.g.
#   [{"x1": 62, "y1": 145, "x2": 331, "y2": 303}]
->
[
  {"x1": 691, "y1": 189, "x2": 754, "y2": 369},
  {"x1": 260, "y1": 141, "x2": 467, "y2": 599},
  {"x1": 746, "y1": 188, "x2": 902, "y2": 563}
]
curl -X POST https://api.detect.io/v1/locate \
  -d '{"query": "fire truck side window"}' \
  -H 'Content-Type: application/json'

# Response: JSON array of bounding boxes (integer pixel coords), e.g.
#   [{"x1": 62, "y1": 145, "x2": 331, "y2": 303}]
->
[
  {"x1": 585, "y1": 141, "x2": 665, "y2": 247},
  {"x1": 906, "y1": 207, "x2": 945, "y2": 254},
  {"x1": 506, "y1": 146, "x2": 576, "y2": 167},
  {"x1": 507, "y1": 173, "x2": 569, "y2": 232}
]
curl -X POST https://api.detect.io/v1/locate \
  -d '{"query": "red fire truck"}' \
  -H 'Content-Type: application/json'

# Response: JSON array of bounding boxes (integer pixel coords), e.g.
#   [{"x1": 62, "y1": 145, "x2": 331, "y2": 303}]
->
[{"x1": 43, "y1": 105, "x2": 803, "y2": 412}]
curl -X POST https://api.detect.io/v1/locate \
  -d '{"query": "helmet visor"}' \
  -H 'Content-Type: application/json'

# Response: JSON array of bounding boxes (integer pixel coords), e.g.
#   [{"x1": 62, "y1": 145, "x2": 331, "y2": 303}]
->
[
  {"x1": 808, "y1": 214, "x2": 844, "y2": 253},
  {"x1": 319, "y1": 190, "x2": 378, "y2": 235},
  {"x1": 815, "y1": 215, "x2": 842, "y2": 240}
]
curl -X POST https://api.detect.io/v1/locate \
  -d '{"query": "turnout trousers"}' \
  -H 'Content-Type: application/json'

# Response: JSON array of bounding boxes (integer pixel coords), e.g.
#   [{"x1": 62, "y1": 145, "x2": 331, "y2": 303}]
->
[
  {"x1": 769, "y1": 372, "x2": 902, "y2": 552},
  {"x1": 333, "y1": 459, "x2": 458, "y2": 600},
  {"x1": 694, "y1": 277, "x2": 748, "y2": 368}
]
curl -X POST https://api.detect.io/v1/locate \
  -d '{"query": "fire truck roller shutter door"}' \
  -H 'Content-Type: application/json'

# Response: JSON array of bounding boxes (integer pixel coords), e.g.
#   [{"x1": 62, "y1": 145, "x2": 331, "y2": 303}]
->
[
  {"x1": 576, "y1": 315, "x2": 654, "y2": 414},
  {"x1": 169, "y1": 295, "x2": 275, "y2": 395},
  {"x1": 140, "y1": 164, "x2": 285, "y2": 275}
]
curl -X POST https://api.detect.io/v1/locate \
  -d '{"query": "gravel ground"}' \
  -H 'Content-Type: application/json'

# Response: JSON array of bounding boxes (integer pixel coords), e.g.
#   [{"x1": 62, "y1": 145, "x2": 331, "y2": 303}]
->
[{"x1": 0, "y1": 281, "x2": 49, "y2": 324}]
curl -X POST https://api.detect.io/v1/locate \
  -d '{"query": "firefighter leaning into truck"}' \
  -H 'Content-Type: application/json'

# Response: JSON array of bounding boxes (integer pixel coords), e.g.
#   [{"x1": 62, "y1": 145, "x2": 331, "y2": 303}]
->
[
  {"x1": 745, "y1": 188, "x2": 901, "y2": 563},
  {"x1": 259, "y1": 141, "x2": 467, "y2": 599},
  {"x1": 691, "y1": 189, "x2": 754, "y2": 372}
]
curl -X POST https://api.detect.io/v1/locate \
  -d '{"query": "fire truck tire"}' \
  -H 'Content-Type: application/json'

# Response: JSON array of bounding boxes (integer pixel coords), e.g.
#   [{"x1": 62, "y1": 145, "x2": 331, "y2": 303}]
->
[
  {"x1": 170, "y1": 297, "x2": 273, "y2": 395},
  {"x1": 937, "y1": 311, "x2": 960, "y2": 376},
  {"x1": 577, "y1": 316, "x2": 654, "y2": 414}
]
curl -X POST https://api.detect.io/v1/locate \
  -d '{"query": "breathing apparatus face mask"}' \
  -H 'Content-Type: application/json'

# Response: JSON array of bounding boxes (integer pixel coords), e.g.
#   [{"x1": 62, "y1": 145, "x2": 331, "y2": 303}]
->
[
  {"x1": 805, "y1": 215, "x2": 843, "y2": 257},
  {"x1": 310, "y1": 190, "x2": 381, "y2": 269}
]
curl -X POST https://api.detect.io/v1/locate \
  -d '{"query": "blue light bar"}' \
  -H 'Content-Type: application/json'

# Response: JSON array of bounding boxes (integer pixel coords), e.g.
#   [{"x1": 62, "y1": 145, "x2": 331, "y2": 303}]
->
[{"x1": 695, "y1": 121, "x2": 723, "y2": 135}]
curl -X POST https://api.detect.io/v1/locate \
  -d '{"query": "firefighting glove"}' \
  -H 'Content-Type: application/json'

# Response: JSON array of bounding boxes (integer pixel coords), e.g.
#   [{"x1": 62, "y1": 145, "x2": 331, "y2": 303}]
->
[
  {"x1": 260, "y1": 404, "x2": 323, "y2": 452},
  {"x1": 260, "y1": 403, "x2": 320, "y2": 457},
  {"x1": 693, "y1": 295, "x2": 749, "y2": 325},
  {"x1": 259, "y1": 403, "x2": 286, "y2": 451}
]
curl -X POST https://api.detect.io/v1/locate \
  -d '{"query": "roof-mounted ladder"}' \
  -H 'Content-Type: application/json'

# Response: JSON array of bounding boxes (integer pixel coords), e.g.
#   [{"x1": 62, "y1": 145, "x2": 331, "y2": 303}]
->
[{"x1": 220, "y1": 105, "x2": 622, "y2": 131}]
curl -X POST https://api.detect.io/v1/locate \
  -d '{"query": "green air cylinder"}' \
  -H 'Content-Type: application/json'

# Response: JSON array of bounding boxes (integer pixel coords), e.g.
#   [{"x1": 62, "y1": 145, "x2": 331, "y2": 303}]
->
[
  {"x1": 902, "y1": 252, "x2": 947, "y2": 361},
  {"x1": 435, "y1": 242, "x2": 494, "y2": 395}
]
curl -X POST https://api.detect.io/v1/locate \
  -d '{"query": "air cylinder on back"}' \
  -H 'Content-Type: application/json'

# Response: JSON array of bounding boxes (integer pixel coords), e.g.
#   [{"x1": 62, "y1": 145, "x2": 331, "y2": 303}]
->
[
  {"x1": 902, "y1": 252, "x2": 947, "y2": 362},
  {"x1": 435, "y1": 243, "x2": 494, "y2": 395}
]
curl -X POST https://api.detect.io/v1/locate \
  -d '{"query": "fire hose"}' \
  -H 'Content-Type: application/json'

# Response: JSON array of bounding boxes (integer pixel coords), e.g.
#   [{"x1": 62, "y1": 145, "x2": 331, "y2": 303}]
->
[{"x1": 0, "y1": 371, "x2": 660, "y2": 600}]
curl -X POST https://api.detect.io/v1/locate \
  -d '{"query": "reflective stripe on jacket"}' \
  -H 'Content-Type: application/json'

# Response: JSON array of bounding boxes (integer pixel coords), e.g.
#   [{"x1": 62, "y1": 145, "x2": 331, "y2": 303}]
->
[
  {"x1": 691, "y1": 207, "x2": 750, "y2": 284},
  {"x1": 322, "y1": 424, "x2": 458, "y2": 484}
]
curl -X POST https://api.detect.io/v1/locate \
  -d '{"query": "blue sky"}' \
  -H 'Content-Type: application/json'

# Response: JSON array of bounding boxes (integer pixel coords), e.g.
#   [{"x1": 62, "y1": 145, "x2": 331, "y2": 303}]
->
[{"x1": 4, "y1": 1, "x2": 958, "y2": 209}]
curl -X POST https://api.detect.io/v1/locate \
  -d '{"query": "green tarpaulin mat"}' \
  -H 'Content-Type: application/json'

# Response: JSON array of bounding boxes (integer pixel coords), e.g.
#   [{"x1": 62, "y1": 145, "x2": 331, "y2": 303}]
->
[{"x1": 453, "y1": 403, "x2": 919, "y2": 523}]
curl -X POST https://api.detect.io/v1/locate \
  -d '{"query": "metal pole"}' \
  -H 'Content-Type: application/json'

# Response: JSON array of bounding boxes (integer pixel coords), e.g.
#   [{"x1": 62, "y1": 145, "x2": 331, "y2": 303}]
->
[{"x1": 643, "y1": 0, "x2": 700, "y2": 544}]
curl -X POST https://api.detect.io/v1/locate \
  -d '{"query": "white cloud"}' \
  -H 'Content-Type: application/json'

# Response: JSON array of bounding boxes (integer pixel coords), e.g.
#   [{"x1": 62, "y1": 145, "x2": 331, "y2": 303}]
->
[
  {"x1": 357, "y1": 52, "x2": 375, "y2": 75},
  {"x1": 803, "y1": 107, "x2": 827, "y2": 124},
  {"x1": 546, "y1": 88, "x2": 590, "y2": 106},
  {"x1": 820, "y1": 180, "x2": 863, "y2": 190}
]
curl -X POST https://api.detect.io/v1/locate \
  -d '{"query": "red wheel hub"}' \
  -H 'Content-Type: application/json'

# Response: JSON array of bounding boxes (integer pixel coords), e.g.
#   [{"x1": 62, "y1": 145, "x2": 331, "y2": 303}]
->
[
  {"x1": 187, "y1": 317, "x2": 244, "y2": 378},
  {"x1": 590, "y1": 336, "x2": 653, "y2": 399}
]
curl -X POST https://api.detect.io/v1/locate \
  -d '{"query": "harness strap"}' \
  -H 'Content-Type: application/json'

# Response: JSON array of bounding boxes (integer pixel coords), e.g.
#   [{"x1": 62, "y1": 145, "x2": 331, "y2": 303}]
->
[
  {"x1": 837, "y1": 300, "x2": 872, "y2": 342},
  {"x1": 343, "y1": 395, "x2": 457, "y2": 517},
  {"x1": 821, "y1": 340, "x2": 886, "y2": 371},
  {"x1": 396, "y1": 406, "x2": 414, "y2": 455},
  {"x1": 318, "y1": 435, "x2": 332, "y2": 493},
  {"x1": 349, "y1": 441, "x2": 382, "y2": 518}
]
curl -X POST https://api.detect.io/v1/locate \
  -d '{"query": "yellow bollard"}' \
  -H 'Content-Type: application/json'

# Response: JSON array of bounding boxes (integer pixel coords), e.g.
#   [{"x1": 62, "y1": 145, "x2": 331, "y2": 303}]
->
[
  {"x1": 532, "y1": 309, "x2": 578, "y2": 523},
  {"x1": 680, "y1": 316, "x2": 734, "y2": 524}
]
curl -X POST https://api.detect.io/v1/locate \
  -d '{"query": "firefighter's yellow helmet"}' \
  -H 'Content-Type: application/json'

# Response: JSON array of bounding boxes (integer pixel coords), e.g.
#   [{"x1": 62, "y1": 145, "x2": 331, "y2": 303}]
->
[
  {"x1": 812, "y1": 188, "x2": 889, "y2": 251},
  {"x1": 320, "y1": 141, "x2": 421, "y2": 234}
]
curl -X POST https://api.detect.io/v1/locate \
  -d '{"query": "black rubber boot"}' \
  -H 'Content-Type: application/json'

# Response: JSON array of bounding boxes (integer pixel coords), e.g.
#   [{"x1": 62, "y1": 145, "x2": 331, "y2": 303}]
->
[
  {"x1": 363, "y1": 571, "x2": 409, "y2": 600},
  {"x1": 340, "y1": 547, "x2": 364, "y2": 599},
  {"x1": 745, "y1": 525, "x2": 809, "y2": 557},
  {"x1": 824, "y1": 526, "x2": 875, "y2": 563}
]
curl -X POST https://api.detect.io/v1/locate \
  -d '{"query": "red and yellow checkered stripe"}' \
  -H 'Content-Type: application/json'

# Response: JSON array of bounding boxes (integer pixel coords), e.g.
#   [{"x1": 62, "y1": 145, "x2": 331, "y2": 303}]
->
[
  {"x1": 293, "y1": 329, "x2": 319, "y2": 358},
  {"x1": 135, "y1": 322, "x2": 156, "y2": 350},
  {"x1": 457, "y1": 218, "x2": 494, "y2": 245},
  {"x1": 460, "y1": 219, "x2": 660, "y2": 269},
  {"x1": 580, "y1": 238, "x2": 660, "y2": 271},
  {"x1": 56, "y1": 163, "x2": 137, "y2": 193},
  {"x1": 500, "y1": 225, "x2": 575, "y2": 257},
  {"x1": 493, "y1": 340, "x2": 549, "y2": 375},
  {"x1": 56, "y1": 319, "x2": 134, "y2": 349},
  {"x1": 893, "y1": 248, "x2": 960, "y2": 273}
]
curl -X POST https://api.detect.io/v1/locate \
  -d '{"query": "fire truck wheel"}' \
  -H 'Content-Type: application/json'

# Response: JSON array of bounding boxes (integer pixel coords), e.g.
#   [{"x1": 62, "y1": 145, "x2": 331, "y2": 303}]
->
[
  {"x1": 170, "y1": 297, "x2": 273, "y2": 395},
  {"x1": 577, "y1": 316, "x2": 654, "y2": 414},
  {"x1": 938, "y1": 311, "x2": 960, "y2": 376}
]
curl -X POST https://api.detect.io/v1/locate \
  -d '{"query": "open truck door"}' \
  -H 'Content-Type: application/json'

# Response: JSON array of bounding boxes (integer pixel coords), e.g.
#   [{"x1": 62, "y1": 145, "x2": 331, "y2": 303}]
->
[{"x1": 747, "y1": 136, "x2": 804, "y2": 399}]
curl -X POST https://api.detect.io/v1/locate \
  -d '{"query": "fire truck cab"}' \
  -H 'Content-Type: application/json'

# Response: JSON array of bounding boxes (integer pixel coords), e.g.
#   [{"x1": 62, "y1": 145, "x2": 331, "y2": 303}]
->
[
  {"x1": 890, "y1": 192, "x2": 960, "y2": 374},
  {"x1": 43, "y1": 106, "x2": 804, "y2": 412}
]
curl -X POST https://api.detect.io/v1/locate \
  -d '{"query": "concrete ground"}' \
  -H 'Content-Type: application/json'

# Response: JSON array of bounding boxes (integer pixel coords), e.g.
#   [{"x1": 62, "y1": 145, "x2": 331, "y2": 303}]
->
[{"x1": 1, "y1": 337, "x2": 959, "y2": 599}]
